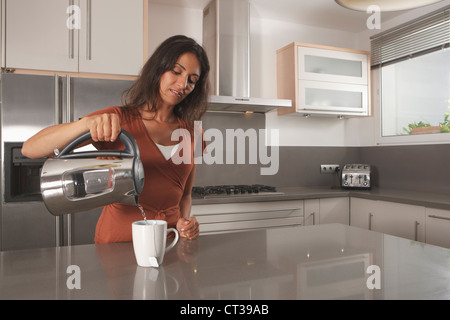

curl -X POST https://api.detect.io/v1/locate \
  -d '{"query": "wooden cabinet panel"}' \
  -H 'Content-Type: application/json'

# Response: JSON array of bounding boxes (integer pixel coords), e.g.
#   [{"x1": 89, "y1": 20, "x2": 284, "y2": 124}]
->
[{"x1": 277, "y1": 42, "x2": 370, "y2": 117}]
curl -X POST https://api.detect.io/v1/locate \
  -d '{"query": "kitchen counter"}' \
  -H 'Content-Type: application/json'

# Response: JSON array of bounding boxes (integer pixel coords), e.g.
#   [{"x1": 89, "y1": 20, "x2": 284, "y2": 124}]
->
[
  {"x1": 1, "y1": 223, "x2": 450, "y2": 300},
  {"x1": 192, "y1": 186, "x2": 450, "y2": 211}
]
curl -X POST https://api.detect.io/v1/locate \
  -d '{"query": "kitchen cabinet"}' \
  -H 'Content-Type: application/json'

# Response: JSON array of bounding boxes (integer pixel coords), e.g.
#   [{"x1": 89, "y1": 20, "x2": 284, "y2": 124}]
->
[
  {"x1": 304, "y1": 199, "x2": 320, "y2": 225},
  {"x1": 425, "y1": 208, "x2": 450, "y2": 249},
  {"x1": 276, "y1": 42, "x2": 370, "y2": 117},
  {"x1": 304, "y1": 197, "x2": 349, "y2": 225},
  {"x1": 350, "y1": 197, "x2": 425, "y2": 242},
  {"x1": 5, "y1": 0, "x2": 143, "y2": 76},
  {"x1": 192, "y1": 200, "x2": 304, "y2": 235},
  {"x1": 320, "y1": 197, "x2": 350, "y2": 225},
  {"x1": 350, "y1": 197, "x2": 378, "y2": 230}
]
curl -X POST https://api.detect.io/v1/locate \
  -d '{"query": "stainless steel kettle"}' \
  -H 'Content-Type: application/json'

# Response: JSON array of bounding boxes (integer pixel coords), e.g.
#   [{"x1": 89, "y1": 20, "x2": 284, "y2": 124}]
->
[{"x1": 40, "y1": 129, "x2": 145, "y2": 216}]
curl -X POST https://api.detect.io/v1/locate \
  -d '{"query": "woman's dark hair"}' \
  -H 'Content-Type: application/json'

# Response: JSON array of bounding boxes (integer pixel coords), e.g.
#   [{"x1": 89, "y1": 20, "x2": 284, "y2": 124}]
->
[{"x1": 121, "y1": 35, "x2": 210, "y2": 124}]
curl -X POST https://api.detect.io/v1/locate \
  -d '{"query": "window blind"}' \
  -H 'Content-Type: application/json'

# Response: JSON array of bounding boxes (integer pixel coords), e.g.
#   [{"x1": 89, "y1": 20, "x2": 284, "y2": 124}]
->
[{"x1": 370, "y1": 5, "x2": 450, "y2": 68}]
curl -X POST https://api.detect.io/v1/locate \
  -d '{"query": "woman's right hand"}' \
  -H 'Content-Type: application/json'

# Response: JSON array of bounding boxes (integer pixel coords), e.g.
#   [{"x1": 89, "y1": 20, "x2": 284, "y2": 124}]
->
[
  {"x1": 84, "y1": 113, "x2": 121, "y2": 142},
  {"x1": 22, "y1": 112, "x2": 122, "y2": 159}
]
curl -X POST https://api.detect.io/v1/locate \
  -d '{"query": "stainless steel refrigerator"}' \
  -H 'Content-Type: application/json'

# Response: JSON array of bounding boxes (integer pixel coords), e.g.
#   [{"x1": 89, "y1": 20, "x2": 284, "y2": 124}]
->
[{"x1": 0, "y1": 72, "x2": 134, "y2": 251}]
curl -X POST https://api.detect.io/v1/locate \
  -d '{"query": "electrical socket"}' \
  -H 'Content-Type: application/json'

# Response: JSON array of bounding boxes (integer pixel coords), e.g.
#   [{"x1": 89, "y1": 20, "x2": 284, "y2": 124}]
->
[{"x1": 320, "y1": 164, "x2": 340, "y2": 174}]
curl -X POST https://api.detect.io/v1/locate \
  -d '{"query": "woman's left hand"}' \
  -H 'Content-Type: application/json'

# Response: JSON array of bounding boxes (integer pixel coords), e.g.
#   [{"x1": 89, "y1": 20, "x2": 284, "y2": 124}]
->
[{"x1": 176, "y1": 216, "x2": 200, "y2": 240}]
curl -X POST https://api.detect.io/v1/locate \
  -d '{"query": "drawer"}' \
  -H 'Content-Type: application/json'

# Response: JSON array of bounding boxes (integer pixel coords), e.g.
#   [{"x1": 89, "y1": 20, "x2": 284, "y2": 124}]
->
[
  {"x1": 192, "y1": 200, "x2": 303, "y2": 216},
  {"x1": 192, "y1": 200, "x2": 304, "y2": 235},
  {"x1": 199, "y1": 217, "x2": 303, "y2": 235}
]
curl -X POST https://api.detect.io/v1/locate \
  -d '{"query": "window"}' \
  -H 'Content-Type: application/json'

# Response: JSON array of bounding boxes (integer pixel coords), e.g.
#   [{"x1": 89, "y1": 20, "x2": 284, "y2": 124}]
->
[
  {"x1": 371, "y1": 5, "x2": 450, "y2": 142},
  {"x1": 381, "y1": 47, "x2": 450, "y2": 137}
]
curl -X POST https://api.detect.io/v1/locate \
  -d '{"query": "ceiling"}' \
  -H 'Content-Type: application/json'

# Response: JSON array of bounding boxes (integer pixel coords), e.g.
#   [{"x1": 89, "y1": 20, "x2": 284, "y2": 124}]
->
[{"x1": 148, "y1": 0, "x2": 415, "y2": 32}]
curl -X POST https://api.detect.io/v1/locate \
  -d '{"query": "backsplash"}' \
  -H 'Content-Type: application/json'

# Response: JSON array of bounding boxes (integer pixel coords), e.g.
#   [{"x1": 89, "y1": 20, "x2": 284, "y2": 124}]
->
[
  {"x1": 359, "y1": 144, "x2": 450, "y2": 195},
  {"x1": 194, "y1": 113, "x2": 450, "y2": 195}
]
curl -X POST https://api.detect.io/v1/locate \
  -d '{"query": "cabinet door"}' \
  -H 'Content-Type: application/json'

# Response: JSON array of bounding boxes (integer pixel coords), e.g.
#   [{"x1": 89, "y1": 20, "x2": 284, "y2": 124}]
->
[
  {"x1": 298, "y1": 80, "x2": 368, "y2": 115},
  {"x1": 351, "y1": 198, "x2": 425, "y2": 241},
  {"x1": 320, "y1": 197, "x2": 349, "y2": 225},
  {"x1": 373, "y1": 201, "x2": 425, "y2": 242},
  {"x1": 297, "y1": 46, "x2": 368, "y2": 85},
  {"x1": 6, "y1": 0, "x2": 79, "y2": 72},
  {"x1": 304, "y1": 199, "x2": 320, "y2": 225},
  {"x1": 350, "y1": 197, "x2": 377, "y2": 230},
  {"x1": 426, "y1": 208, "x2": 450, "y2": 249},
  {"x1": 78, "y1": 0, "x2": 143, "y2": 75}
]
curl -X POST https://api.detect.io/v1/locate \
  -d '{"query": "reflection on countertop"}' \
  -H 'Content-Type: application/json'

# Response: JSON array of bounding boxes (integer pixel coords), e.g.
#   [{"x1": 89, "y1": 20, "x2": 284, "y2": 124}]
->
[{"x1": 1, "y1": 224, "x2": 450, "y2": 300}]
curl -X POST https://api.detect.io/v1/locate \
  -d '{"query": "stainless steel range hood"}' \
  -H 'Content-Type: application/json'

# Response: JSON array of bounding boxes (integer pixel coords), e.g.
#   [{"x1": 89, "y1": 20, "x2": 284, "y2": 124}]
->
[{"x1": 202, "y1": 0, "x2": 291, "y2": 113}]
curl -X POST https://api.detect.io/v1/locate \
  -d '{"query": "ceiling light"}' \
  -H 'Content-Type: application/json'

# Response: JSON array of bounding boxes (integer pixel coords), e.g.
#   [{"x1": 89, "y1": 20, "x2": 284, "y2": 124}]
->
[{"x1": 335, "y1": 0, "x2": 444, "y2": 12}]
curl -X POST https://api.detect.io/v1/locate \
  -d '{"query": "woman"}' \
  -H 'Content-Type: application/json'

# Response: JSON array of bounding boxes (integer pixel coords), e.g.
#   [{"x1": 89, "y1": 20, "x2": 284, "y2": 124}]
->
[{"x1": 22, "y1": 35, "x2": 210, "y2": 243}]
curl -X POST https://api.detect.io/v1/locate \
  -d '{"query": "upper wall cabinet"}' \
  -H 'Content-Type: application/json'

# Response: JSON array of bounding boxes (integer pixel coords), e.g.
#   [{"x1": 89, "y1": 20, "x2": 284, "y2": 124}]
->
[
  {"x1": 277, "y1": 42, "x2": 370, "y2": 117},
  {"x1": 5, "y1": 0, "x2": 143, "y2": 76}
]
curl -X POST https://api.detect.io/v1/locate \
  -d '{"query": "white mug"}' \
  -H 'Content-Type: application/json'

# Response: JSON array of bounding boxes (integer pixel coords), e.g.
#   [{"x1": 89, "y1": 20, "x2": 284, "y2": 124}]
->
[{"x1": 132, "y1": 220, "x2": 179, "y2": 267}]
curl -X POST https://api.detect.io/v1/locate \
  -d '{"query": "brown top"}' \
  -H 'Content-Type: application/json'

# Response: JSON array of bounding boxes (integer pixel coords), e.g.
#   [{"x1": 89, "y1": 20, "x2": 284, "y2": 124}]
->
[{"x1": 86, "y1": 106, "x2": 199, "y2": 243}]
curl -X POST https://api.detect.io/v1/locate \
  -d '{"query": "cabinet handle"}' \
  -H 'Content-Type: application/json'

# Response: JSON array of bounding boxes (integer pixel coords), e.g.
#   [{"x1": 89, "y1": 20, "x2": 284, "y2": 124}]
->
[
  {"x1": 428, "y1": 214, "x2": 450, "y2": 221},
  {"x1": 310, "y1": 212, "x2": 315, "y2": 225},
  {"x1": 54, "y1": 75, "x2": 60, "y2": 124},
  {"x1": 368, "y1": 212, "x2": 373, "y2": 230},
  {"x1": 86, "y1": 0, "x2": 92, "y2": 60},
  {"x1": 65, "y1": 75, "x2": 71, "y2": 123},
  {"x1": 66, "y1": 74, "x2": 72, "y2": 246},
  {"x1": 68, "y1": 0, "x2": 74, "y2": 59},
  {"x1": 54, "y1": 74, "x2": 62, "y2": 247},
  {"x1": 202, "y1": 207, "x2": 302, "y2": 215},
  {"x1": 414, "y1": 221, "x2": 420, "y2": 241}
]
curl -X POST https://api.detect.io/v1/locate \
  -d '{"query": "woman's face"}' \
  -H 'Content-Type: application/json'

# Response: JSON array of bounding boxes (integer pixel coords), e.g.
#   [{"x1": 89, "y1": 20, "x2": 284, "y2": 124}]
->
[{"x1": 159, "y1": 52, "x2": 201, "y2": 107}]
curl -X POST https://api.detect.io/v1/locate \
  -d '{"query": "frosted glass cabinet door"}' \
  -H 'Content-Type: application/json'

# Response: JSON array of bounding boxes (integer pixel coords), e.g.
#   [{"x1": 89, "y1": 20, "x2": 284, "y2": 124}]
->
[
  {"x1": 298, "y1": 80, "x2": 368, "y2": 114},
  {"x1": 6, "y1": 0, "x2": 79, "y2": 72},
  {"x1": 298, "y1": 46, "x2": 368, "y2": 85}
]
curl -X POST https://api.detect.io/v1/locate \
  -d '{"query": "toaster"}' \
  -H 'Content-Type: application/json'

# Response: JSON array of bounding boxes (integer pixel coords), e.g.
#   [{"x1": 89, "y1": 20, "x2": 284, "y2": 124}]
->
[{"x1": 341, "y1": 164, "x2": 371, "y2": 189}]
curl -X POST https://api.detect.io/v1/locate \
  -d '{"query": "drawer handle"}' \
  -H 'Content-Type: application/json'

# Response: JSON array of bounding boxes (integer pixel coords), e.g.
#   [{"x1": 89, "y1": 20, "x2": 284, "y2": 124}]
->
[
  {"x1": 198, "y1": 208, "x2": 302, "y2": 215},
  {"x1": 428, "y1": 214, "x2": 450, "y2": 221}
]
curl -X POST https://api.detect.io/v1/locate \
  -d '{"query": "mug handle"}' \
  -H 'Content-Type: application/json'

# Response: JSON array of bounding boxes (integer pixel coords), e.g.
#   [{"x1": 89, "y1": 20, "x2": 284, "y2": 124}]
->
[{"x1": 165, "y1": 228, "x2": 179, "y2": 252}]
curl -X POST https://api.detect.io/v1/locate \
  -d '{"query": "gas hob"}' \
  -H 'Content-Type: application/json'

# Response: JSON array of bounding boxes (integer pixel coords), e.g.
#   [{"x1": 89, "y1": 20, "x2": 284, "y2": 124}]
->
[{"x1": 191, "y1": 184, "x2": 284, "y2": 199}]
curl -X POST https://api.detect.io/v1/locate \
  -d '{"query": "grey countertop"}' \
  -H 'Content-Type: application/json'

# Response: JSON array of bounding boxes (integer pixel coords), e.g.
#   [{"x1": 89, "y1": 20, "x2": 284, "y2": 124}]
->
[
  {"x1": 192, "y1": 186, "x2": 450, "y2": 210},
  {"x1": 1, "y1": 223, "x2": 450, "y2": 300}
]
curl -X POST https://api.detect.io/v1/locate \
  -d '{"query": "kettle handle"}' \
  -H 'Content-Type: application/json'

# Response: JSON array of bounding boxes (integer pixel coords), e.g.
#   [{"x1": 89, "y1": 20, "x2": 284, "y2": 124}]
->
[{"x1": 56, "y1": 129, "x2": 140, "y2": 159}]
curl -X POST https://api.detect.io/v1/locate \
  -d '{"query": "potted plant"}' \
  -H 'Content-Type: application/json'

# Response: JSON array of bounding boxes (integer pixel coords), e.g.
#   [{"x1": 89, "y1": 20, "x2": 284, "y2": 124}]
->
[
  {"x1": 439, "y1": 111, "x2": 449, "y2": 133},
  {"x1": 404, "y1": 110, "x2": 450, "y2": 135},
  {"x1": 403, "y1": 121, "x2": 441, "y2": 135}
]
